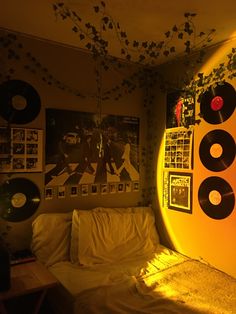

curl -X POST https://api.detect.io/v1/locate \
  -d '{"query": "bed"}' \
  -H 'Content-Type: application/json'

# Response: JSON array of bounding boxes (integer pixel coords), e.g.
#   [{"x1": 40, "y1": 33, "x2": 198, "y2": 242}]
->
[{"x1": 31, "y1": 207, "x2": 236, "y2": 314}]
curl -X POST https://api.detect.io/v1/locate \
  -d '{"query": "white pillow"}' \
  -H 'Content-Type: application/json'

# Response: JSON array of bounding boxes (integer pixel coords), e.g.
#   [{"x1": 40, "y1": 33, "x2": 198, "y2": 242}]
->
[
  {"x1": 70, "y1": 207, "x2": 159, "y2": 265},
  {"x1": 31, "y1": 212, "x2": 72, "y2": 267}
]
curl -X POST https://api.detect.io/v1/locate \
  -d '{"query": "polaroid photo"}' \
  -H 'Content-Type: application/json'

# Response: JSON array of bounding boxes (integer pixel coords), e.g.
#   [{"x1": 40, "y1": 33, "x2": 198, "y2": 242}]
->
[
  {"x1": 45, "y1": 187, "x2": 53, "y2": 200},
  {"x1": 58, "y1": 186, "x2": 66, "y2": 198},
  {"x1": 109, "y1": 183, "x2": 117, "y2": 194},
  {"x1": 70, "y1": 186, "x2": 78, "y2": 197},
  {"x1": 81, "y1": 184, "x2": 89, "y2": 196},
  {"x1": 101, "y1": 183, "x2": 108, "y2": 194},
  {"x1": 133, "y1": 181, "x2": 140, "y2": 192}
]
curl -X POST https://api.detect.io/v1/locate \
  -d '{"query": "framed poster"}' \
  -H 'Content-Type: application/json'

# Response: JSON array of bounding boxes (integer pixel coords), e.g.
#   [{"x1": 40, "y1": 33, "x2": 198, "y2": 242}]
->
[
  {"x1": 0, "y1": 127, "x2": 43, "y2": 173},
  {"x1": 166, "y1": 91, "x2": 195, "y2": 129},
  {"x1": 168, "y1": 172, "x2": 192, "y2": 213},
  {"x1": 45, "y1": 109, "x2": 140, "y2": 187},
  {"x1": 163, "y1": 127, "x2": 193, "y2": 169}
]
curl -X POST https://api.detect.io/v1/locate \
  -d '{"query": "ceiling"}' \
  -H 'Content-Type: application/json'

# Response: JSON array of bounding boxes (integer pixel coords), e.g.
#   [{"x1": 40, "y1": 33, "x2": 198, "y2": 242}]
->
[{"x1": 1, "y1": 0, "x2": 236, "y2": 65}]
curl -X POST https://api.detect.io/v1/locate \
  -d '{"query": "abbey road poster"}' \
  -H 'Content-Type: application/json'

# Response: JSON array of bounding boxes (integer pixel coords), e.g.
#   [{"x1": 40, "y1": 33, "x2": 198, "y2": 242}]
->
[{"x1": 45, "y1": 109, "x2": 140, "y2": 188}]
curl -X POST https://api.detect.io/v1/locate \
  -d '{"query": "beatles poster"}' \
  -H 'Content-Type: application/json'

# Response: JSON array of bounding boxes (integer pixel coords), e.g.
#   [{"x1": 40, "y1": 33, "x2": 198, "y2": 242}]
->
[
  {"x1": 168, "y1": 172, "x2": 192, "y2": 213},
  {"x1": 45, "y1": 109, "x2": 140, "y2": 187}
]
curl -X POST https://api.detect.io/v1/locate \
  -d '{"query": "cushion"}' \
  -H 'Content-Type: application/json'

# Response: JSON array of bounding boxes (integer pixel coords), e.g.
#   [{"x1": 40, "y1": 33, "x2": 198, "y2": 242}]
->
[
  {"x1": 70, "y1": 207, "x2": 159, "y2": 265},
  {"x1": 31, "y1": 212, "x2": 72, "y2": 267}
]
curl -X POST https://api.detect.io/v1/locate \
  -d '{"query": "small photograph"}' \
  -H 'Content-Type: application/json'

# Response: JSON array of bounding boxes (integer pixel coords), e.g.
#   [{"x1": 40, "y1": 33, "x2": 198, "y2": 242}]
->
[
  {"x1": 125, "y1": 182, "x2": 132, "y2": 192},
  {"x1": 26, "y1": 144, "x2": 38, "y2": 155},
  {"x1": 81, "y1": 184, "x2": 89, "y2": 196},
  {"x1": 26, "y1": 129, "x2": 38, "y2": 142},
  {"x1": 12, "y1": 158, "x2": 25, "y2": 170},
  {"x1": 101, "y1": 183, "x2": 108, "y2": 194},
  {"x1": 26, "y1": 158, "x2": 38, "y2": 169},
  {"x1": 118, "y1": 182, "x2": 124, "y2": 193},
  {"x1": 12, "y1": 128, "x2": 25, "y2": 141},
  {"x1": 133, "y1": 181, "x2": 139, "y2": 192},
  {"x1": 91, "y1": 184, "x2": 99, "y2": 195},
  {"x1": 70, "y1": 186, "x2": 78, "y2": 197},
  {"x1": 58, "y1": 186, "x2": 66, "y2": 198},
  {"x1": 45, "y1": 187, "x2": 53, "y2": 200},
  {"x1": 13, "y1": 143, "x2": 25, "y2": 154},
  {"x1": 109, "y1": 183, "x2": 117, "y2": 194}
]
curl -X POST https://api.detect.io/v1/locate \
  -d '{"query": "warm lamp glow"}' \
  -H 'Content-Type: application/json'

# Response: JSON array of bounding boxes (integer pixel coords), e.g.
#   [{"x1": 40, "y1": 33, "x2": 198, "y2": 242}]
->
[{"x1": 156, "y1": 133, "x2": 183, "y2": 252}]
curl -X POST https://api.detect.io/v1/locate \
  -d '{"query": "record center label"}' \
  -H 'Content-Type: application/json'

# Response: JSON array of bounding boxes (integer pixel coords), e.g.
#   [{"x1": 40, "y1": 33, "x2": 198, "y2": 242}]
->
[
  {"x1": 210, "y1": 96, "x2": 223, "y2": 111},
  {"x1": 11, "y1": 192, "x2": 27, "y2": 208},
  {"x1": 210, "y1": 143, "x2": 223, "y2": 158},
  {"x1": 209, "y1": 190, "x2": 222, "y2": 206},
  {"x1": 12, "y1": 95, "x2": 27, "y2": 110}
]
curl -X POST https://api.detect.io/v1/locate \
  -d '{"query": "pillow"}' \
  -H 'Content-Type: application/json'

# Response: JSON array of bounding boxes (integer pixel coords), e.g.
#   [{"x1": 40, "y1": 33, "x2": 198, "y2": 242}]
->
[
  {"x1": 70, "y1": 207, "x2": 159, "y2": 265},
  {"x1": 31, "y1": 212, "x2": 72, "y2": 267}
]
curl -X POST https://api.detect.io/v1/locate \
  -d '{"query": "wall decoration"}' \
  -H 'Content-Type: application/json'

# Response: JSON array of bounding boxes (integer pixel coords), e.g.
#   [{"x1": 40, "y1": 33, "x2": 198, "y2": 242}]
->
[
  {"x1": 163, "y1": 127, "x2": 193, "y2": 169},
  {"x1": 81, "y1": 184, "x2": 89, "y2": 196},
  {"x1": 0, "y1": 127, "x2": 43, "y2": 173},
  {"x1": 109, "y1": 183, "x2": 117, "y2": 194},
  {"x1": 70, "y1": 186, "x2": 78, "y2": 197},
  {"x1": 45, "y1": 109, "x2": 140, "y2": 187},
  {"x1": 198, "y1": 176, "x2": 235, "y2": 220},
  {"x1": 101, "y1": 183, "x2": 108, "y2": 194},
  {"x1": 166, "y1": 91, "x2": 195, "y2": 129},
  {"x1": 200, "y1": 82, "x2": 236, "y2": 125},
  {"x1": 91, "y1": 184, "x2": 99, "y2": 195},
  {"x1": 0, "y1": 178, "x2": 41, "y2": 222},
  {"x1": 117, "y1": 182, "x2": 124, "y2": 193},
  {"x1": 58, "y1": 186, "x2": 66, "y2": 199},
  {"x1": 133, "y1": 181, "x2": 140, "y2": 192},
  {"x1": 168, "y1": 172, "x2": 192, "y2": 213},
  {"x1": 45, "y1": 187, "x2": 53, "y2": 200},
  {"x1": 0, "y1": 79, "x2": 41, "y2": 125},
  {"x1": 125, "y1": 182, "x2": 132, "y2": 192}
]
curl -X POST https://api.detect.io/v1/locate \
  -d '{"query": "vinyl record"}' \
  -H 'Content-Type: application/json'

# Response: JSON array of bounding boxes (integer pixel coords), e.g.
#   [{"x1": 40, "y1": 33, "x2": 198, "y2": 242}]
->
[
  {"x1": 0, "y1": 80, "x2": 41, "y2": 124},
  {"x1": 198, "y1": 176, "x2": 235, "y2": 219},
  {"x1": 199, "y1": 129, "x2": 235, "y2": 171},
  {"x1": 0, "y1": 178, "x2": 40, "y2": 222},
  {"x1": 200, "y1": 82, "x2": 236, "y2": 124}
]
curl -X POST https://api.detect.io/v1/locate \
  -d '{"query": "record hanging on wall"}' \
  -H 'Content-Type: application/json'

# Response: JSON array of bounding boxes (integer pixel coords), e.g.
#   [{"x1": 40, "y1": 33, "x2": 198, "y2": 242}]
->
[
  {"x1": 0, "y1": 178, "x2": 40, "y2": 222},
  {"x1": 200, "y1": 82, "x2": 236, "y2": 124},
  {"x1": 0, "y1": 80, "x2": 41, "y2": 124},
  {"x1": 198, "y1": 176, "x2": 235, "y2": 220},
  {"x1": 199, "y1": 129, "x2": 235, "y2": 172}
]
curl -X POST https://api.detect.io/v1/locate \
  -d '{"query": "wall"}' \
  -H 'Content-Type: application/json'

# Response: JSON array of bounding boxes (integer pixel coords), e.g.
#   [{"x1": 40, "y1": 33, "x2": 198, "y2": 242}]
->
[
  {"x1": 0, "y1": 31, "x2": 147, "y2": 251},
  {"x1": 150, "y1": 38, "x2": 236, "y2": 278}
]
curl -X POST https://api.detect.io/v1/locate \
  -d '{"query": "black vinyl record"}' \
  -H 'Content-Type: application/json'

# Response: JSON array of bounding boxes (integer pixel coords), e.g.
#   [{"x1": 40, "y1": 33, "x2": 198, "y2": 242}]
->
[
  {"x1": 0, "y1": 80, "x2": 41, "y2": 124},
  {"x1": 199, "y1": 129, "x2": 235, "y2": 172},
  {"x1": 0, "y1": 178, "x2": 40, "y2": 222},
  {"x1": 198, "y1": 176, "x2": 235, "y2": 219},
  {"x1": 200, "y1": 82, "x2": 236, "y2": 124}
]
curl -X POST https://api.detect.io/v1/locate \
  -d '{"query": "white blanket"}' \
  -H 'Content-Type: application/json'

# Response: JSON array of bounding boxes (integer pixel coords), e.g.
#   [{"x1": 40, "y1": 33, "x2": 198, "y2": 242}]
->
[{"x1": 74, "y1": 260, "x2": 236, "y2": 314}]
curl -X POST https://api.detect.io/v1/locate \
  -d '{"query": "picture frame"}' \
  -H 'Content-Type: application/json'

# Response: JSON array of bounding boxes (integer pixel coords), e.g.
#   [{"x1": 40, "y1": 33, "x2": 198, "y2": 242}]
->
[
  {"x1": 168, "y1": 172, "x2": 193, "y2": 213},
  {"x1": 0, "y1": 127, "x2": 43, "y2": 173}
]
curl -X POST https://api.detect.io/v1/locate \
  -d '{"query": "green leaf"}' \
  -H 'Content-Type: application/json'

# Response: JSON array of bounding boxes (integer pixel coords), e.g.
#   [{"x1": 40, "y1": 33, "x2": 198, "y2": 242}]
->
[
  {"x1": 80, "y1": 34, "x2": 85, "y2": 40},
  {"x1": 165, "y1": 31, "x2": 170, "y2": 38}
]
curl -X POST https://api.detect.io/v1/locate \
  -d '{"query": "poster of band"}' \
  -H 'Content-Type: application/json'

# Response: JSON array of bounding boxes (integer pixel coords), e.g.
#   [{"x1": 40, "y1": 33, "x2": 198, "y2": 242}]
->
[
  {"x1": 0, "y1": 127, "x2": 43, "y2": 173},
  {"x1": 45, "y1": 109, "x2": 140, "y2": 187},
  {"x1": 168, "y1": 172, "x2": 192, "y2": 213}
]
